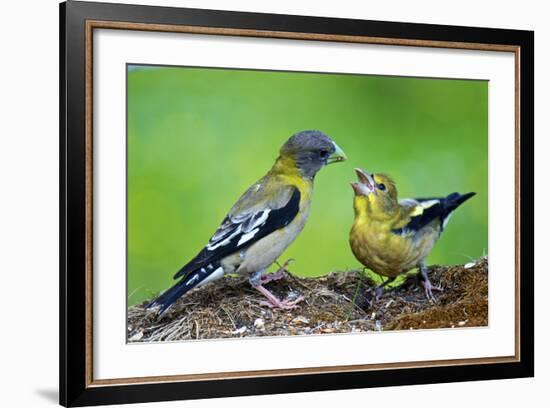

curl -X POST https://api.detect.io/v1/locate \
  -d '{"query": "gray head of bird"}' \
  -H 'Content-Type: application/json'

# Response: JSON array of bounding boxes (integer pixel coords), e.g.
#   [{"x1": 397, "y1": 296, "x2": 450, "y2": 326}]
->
[{"x1": 278, "y1": 130, "x2": 347, "y2": 179}]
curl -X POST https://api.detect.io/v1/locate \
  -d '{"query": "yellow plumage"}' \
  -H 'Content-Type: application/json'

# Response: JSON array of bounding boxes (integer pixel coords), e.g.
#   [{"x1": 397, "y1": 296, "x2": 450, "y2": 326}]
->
[
  {"x1": 269, "y1": 155, "x2": 314, "y2": 209},
  {"x1": 349, "y1": 168, "x2": 475, "y2": 300}
]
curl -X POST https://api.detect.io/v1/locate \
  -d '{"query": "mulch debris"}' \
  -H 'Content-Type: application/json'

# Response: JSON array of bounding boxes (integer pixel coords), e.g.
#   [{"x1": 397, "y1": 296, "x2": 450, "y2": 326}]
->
[{"x1": 128, "y1": 257, "x2": 488, "y2": 342}]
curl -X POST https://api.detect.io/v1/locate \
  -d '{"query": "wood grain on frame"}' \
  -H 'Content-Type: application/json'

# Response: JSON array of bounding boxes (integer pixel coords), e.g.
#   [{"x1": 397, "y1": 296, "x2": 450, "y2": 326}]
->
[{"x1": 84, "y1": 20, "x2": 521, "y2": 387}]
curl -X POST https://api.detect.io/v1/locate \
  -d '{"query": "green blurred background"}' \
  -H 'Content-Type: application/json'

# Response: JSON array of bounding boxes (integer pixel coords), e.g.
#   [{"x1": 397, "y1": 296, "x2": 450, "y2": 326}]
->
[{"x1": 127, "y1": 65, "x2": 488, "y2": 306}]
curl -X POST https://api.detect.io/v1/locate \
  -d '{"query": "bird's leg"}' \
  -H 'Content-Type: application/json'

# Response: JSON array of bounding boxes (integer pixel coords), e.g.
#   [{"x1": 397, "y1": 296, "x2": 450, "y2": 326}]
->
[
  {"x1": 418, "y1": 262, "x2": 443, "y2": 302},
  {"x1": 374, "y1": 276, "x2": 396, "y2": 299},
  {"x1": 250, "y1": 270, "x2": 304, "y2": 310},
  {"x1": 261, "y1": 258, "x2": 295, "y2": 284}
]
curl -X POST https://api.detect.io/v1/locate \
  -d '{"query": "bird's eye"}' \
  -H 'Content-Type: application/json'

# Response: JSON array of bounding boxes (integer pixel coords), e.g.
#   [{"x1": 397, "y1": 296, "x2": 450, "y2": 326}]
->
[
  {"x1": 319, "y1": 150, "x2": 329, "y2": 158},
  {"x1": 377, "y1": 183, "x2": 386, "y2": 191}
]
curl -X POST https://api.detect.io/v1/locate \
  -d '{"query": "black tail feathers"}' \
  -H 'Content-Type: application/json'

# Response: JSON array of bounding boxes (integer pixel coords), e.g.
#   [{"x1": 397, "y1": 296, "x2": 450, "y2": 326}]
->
[
  {"x1": 444, "y1": 192, "x2": 476, "y2": 215},
  {"x1": 147, "y1": 278, "x2": 194, "y2": 315},
  {"x1": 148, "y1": 261, "x2": 222, "y2": 314},
  {"x1": 440, "y1": 192, "x2": 476, "y2": 228}
]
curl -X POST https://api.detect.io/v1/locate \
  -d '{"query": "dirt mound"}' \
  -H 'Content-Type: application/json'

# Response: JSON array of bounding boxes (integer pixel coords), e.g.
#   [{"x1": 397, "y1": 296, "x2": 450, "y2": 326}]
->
[{"x1": 127, "y1": 258, "x2": 488, "y2": 342}]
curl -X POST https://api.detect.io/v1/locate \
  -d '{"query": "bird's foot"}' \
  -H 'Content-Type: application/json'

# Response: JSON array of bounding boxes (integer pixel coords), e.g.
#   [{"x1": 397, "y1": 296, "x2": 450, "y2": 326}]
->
[
  {"x1": 374, "y1": 285, "x2": 385, "y2": 300},
  {"x1": 373, "y1": 277, "x2": 396, "y2": 300},
  {"x1": 421, "y1": 278, "x2": 443, "y2": 302},
  {"x1": 253, "y1": 282, "x2": 304, "y2": 310},
  {"x1": 259, "y1": 296, "x2": 305, "y2": 310}
]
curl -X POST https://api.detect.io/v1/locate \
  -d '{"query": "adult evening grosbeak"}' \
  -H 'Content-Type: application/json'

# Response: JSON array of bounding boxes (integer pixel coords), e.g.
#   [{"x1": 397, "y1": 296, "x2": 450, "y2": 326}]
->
[
  {"x1": 149, "y1": 130, "x2": 346, "y2": 314},
  {"x1": 349, "y1": 168, "x2": 475, "y2": 300}
]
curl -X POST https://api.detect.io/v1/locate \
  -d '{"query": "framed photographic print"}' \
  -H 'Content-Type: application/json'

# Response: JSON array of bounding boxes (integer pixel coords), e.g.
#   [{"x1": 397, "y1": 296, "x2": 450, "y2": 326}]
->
[{"x1": 59, "y1": 0, "x2": 534, "y2": 406}]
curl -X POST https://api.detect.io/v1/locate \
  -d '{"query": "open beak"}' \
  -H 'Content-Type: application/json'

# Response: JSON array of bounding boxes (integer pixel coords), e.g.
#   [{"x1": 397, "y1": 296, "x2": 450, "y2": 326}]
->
[
  {"x1": 351, "y1": 168, "x2": 375, "y2": 196},
  {"x1": 355, "y1": 168, "x2": 375, "y2": 189},
  {"x1": 326, "y1": 142, "x2": 347, "y2": 164}
]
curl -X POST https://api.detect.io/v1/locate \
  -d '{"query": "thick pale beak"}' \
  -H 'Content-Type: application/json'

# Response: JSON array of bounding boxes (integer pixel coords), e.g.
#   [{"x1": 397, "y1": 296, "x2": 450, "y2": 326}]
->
[{"x1": 326, "y1": 142, "x2": 347, "y2": 164}]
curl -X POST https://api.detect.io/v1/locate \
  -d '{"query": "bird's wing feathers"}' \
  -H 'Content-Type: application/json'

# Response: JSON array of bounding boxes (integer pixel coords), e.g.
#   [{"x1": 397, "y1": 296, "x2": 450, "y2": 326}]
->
[
  {"x1": 394, "y1": 193, "x2": 475, "y2": 236},
  {"x1": 174, "y1": 183, "x2": 301, "y2": 279},
  {"x1": 393, "y1": 198, "x2": 444, "y2": 236}
]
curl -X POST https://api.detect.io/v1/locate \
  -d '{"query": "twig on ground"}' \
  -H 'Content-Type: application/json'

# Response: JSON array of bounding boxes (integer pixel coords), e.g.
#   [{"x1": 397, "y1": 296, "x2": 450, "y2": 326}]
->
[{"x1": 127, "y1": 258, "x2": 488, "y2": 342}]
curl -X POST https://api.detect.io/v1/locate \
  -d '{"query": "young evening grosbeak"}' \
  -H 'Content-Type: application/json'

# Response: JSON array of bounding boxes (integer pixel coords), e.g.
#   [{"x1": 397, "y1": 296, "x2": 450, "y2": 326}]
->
[
  {"x1": 349, "y1": 168, "x2": 475, "y2": 300},
  {"x1": 149, "y1": 130, "x2": 346, "y2": 314}
]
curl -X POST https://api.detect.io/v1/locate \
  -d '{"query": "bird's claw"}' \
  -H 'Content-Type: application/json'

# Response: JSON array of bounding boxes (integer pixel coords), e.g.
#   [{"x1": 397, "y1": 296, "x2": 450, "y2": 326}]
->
[
  {"x1": 422, "y1": 280, "x2": 443, "y2": 302},
  {"x1": 259, "y1": 295, "x2": 304, "y2": 310}
]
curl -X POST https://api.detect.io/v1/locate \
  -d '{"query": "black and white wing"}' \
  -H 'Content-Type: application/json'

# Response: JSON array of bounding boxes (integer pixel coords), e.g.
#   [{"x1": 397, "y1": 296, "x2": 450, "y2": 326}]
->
[
  {"x1": 173, "y1": 185, "x2": 301, "y2": 280},
  {"x1": 393, "y1": 192, "x2": 475, "y2": 236},
  {"x1": 148, "y1": 183, "x2": 301, "y2": 314}
]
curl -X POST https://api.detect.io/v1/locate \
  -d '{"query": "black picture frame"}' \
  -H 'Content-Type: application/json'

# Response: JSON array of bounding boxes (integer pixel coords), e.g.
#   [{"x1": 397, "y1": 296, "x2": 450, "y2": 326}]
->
[{"x1": 60, "y1": 1, "x2": 534, "y2": 406}]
